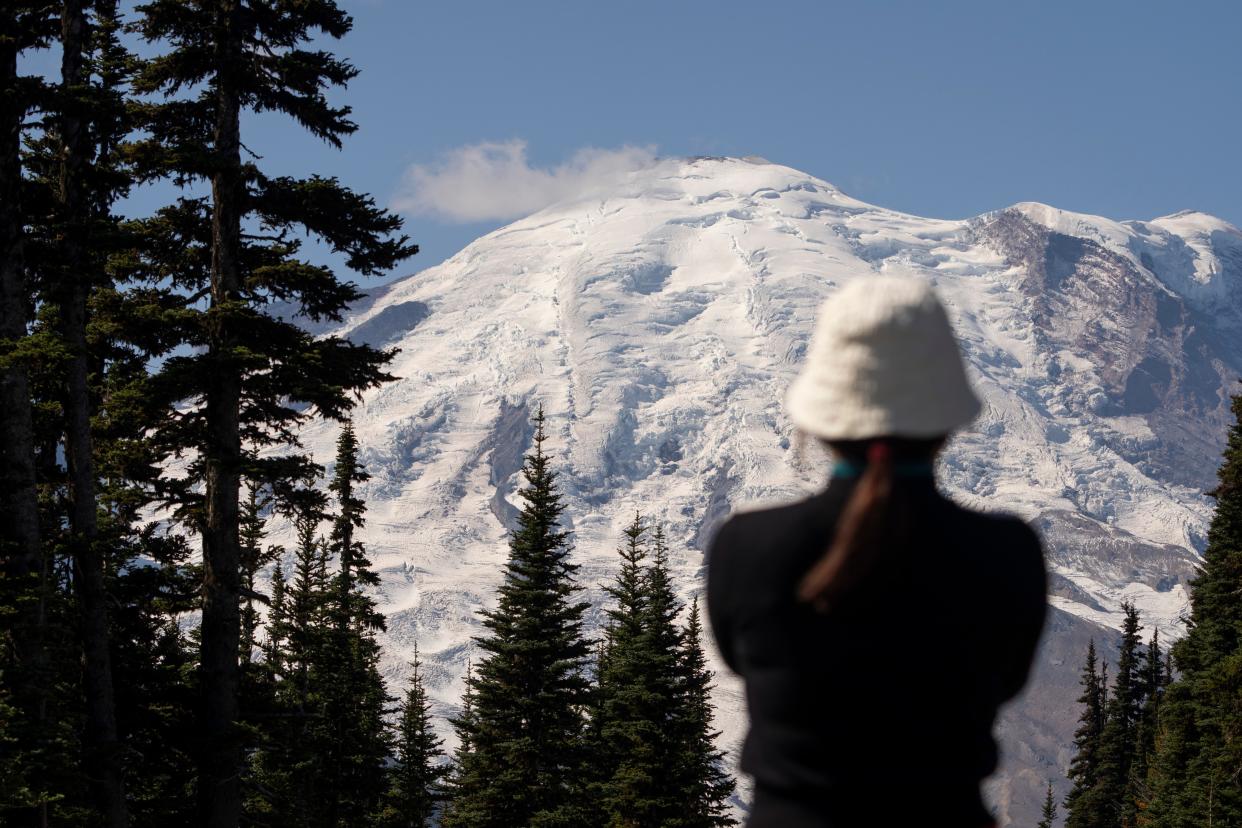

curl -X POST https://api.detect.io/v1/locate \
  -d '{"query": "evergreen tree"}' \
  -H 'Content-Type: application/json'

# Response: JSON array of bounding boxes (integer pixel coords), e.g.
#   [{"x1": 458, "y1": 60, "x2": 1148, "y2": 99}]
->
[
  {"x1": 317, "y1": 421, "x2": 391, "y2": 826},
  {"x1": 239, "y1": 481, "x2": 277, "y2": 663},
  {"x1": 381, "y1": 648, "x2": 446, "y2": 828},
  {"x1": 1128, "y1": 629, "x2": 1164, "y2": 821},
  {"x1": 1065, "y1": 639, "x2": 1107, "y2": 827},
  {"x1": 588, "y1": 516, "x2": 691, "y2": 825},
  {"x1": 671, "y1": 598, "x2": 737, "y2": 827},
  {"x1": 27, "y1": 1, "x2": 139, "y2": 819},
  {"x1": 1148, "y1": 387, "x2": 1242, "y2": 826},
  {"x1": 328, "y1": 421, "x2": 383, "y2": 633},
  {"x1": 0, "y1": 5, "x2": 59, "y2": 824},
  {"x1": 0, "y1": 0, "x2": 55, "y2": 636},
  {"x1": 1096, "y1": 603, "x2": 1145, "y2": 827},
  {"x1": 249, "y1": 430, "x2": 391, "y2": 827},
  {"x1": 129, "y1": 1, "x2": 415, "y2": 821},
  {"x1": 644, "y1": 524, "x2": 701, "y2": 824},
  {"x1": 444, "y1": 657, "x2": 475, "y2": 804},
  {"x1": 250, "y1": 511, "x2": 329, "y2": 826},
  {"x1": 443, "y1": 408, "x2": 592, "y2": 827},
  {"x1": 90, "y1": 169, "x2": 207, "y2": 820},
  {"x1": 595, "y1": 512, "x2": 664, "y2": 824},
  {"x1": 286, "y1": 518, "x2": 330, "y2": 709},
  {"x1": 455, "y1": 658, "x2": 475, "y2": 757},
  {"x1": 581, "y1": 637, "x2": 609, "y2": 821},
  {"x1": 1038, "y1": 781, "x2": 1058, "y2": 828},
  {"x1": 262, "y1": 561, "x2": 289, "y2": 674},
  {"x1": 590, "y1": 519, "x2": 736, "y2": 827},
  {"x1": 235, "y1": 480, "x2": 282, "y2": 819},
  {"x1": 110, "y1": 570, "x2": 198, "y2": 827}
]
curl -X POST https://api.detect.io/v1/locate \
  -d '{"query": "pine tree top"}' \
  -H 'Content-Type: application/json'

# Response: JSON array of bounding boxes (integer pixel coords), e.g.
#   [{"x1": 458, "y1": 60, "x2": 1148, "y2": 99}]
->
[
  {"x1": 603, "y1": 511, "x2": 648, "y2": 648},
  {"x1": 447, "y1": 407, "x2": 592, "y2": 825},
  {"x1": 1037, "y1": 781, "x2": 1057, "y2": 828},
  {"x1": 1176, "y1": 386, "x2": 1242, "y2": 674}
]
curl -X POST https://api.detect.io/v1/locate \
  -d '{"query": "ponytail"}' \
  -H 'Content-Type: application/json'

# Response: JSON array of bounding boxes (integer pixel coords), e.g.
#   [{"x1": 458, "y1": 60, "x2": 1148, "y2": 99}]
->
[{"x1": 798, "y1": 440, "x2": 900, "y2": 611}]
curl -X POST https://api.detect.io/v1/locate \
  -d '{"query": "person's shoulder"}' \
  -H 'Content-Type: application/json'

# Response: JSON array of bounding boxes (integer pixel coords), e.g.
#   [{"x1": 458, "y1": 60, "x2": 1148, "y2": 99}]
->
[
  {"x1": 949, "y1": 503, "x2": 1046, "y2": 585},
  {"x1": 979, "y1": 510, "x2": 1042, "y2": 549},
  {"x1": 946, "y1": 500, "x2": 1041, "y2": 548},
  {"x1": 707, "y1": 494, "x2": 824, "y2": 560},
  {"x1": 715, "y1": 496, "x2": 819, "y2": 546}
]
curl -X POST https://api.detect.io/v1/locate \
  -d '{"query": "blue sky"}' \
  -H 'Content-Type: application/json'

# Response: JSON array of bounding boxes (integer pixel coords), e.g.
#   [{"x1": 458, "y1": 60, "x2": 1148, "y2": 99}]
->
[{"x1": 28, "y1": 0, "x2": 1242, "y2": 286}]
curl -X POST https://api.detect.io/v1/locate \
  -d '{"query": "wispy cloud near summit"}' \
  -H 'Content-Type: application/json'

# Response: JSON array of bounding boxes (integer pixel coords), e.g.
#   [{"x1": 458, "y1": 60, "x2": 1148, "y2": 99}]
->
[{"x1": 392, "y1": 140, "x2": 658, "y2": 223}]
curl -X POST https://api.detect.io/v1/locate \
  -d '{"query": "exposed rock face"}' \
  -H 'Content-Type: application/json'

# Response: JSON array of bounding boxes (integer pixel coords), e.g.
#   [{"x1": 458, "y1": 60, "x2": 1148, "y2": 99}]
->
[
  {"x1": 276, "y1": 157, "x2": 1240, "y2": 825},
  {"x1": 978, "y1": 208, "x2": 1236, "y2": 492}
]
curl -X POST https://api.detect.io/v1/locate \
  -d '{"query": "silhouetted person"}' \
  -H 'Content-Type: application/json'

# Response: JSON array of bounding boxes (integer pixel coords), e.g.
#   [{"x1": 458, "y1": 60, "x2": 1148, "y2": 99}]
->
[{"x1": 707, "y1": 276, "x2": 1047, "y2": 827}]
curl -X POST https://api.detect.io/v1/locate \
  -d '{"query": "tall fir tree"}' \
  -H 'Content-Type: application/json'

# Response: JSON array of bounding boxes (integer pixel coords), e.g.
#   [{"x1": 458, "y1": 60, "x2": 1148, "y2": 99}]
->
[
  {"x1": 672, "y1": 598, "x2": 737, "y2": 827},
  {"x1": 1038, "y1": 781, "x2": 1058, "y2": 828},
  {"x1": 128, "y1": 1, "x2": 416, "y2": 821},
  {"x1": 29, "y1": 1, "x2": 138, "y2": 819},
  {"x1": 1147, "y1": 387, "x2": 1242, "y2": 827},
  {"x1": 239, "y1": 482, "x2": 277, "y2": 664},
  {"x1": 1128, "y1": 629, "x2": 1164, "y2": 821},
  {"x1": 251, "y1": 510, "x2": 330, "y2": 826},
  {"x1": 317, "y1": 420, "x2": 391, "y2": 826},
  {"x1": 1065, "y1": 639, "x2": 1107, "y2": 827},
  {"x1": 644, "y1": 524, "x2": 705, "y2": 825},
  {"x1": 1066, "y1": 605, "x2": 1149, "y2": 828},
  {"x1": 590, "y1": 519, "x2": 737, "y2": 827},
  {"x1": 262, "y1": 561, "x2": 289, "y2": 674},
  {"x1": 444, "y1": 657, "x2": 476, "y2": 802},
  {"x1": 0, "y1": 0, "x2": 55, "y2": 638},
  {"x1": 381, "y1": 647, "x2": 446, "y2": 828},
  {"x1": 0, "y1": 5, "x2": 59, "y2": 824},
  {"x1": 443, "y1": 407, "x2": 592, "y2": 827},
  {"x1": 1096, "y1": 602, "x2": 1145, "y2": 827},
  {"x1": 594, "y1": 512, "x2": 665, "y2": 825},
  {"x1": 65, "y1": 27, "x2": 206, "y2": 809},
  {"x1": 248, "y1": 429, "x2": 391, "y2": 827},
  {"x1": 327, "y1": 421, "x2": 385, "y2": 634}
]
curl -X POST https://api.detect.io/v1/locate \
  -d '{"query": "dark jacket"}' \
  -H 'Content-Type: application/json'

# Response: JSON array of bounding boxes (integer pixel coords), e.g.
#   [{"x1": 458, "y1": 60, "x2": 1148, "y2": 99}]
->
[{"x1": 706, "y1": 475, "x2": 1047, "y2": 827}]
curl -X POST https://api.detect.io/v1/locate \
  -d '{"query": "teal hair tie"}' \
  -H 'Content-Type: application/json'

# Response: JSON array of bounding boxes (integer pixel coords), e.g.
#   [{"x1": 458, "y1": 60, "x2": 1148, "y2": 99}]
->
[
  {"x1": 831, "y1": 460, "x2": 863, "y2": 478},
  {"x1": 832, "y1": 460, "x2": 934, "y2": 479}
]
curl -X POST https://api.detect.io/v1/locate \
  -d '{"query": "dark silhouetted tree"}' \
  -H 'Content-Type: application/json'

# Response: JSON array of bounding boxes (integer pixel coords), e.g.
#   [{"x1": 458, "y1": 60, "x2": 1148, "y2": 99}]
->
[
  {"x1": 128, "y1": 0, "x2": 416, "y2": 820},
  {"x1": 1147, "y1": 387, "x2": 1242, "y2": 826},
  {"x1": 1065, "y1": 639, "x2": 1106, "y2": 827},
  {"x1": 1038, "y1": 781, "x2": 1057, "y2": 828},
  {"x1": 381, "y1": 648, "x2": 446, "y2": 827},
  {"x1": 671, "y1": 598, "x2": 737, "y2": 827},
  {"x1": 443, "y1": 408, "x2": 592, "y2": 827}
]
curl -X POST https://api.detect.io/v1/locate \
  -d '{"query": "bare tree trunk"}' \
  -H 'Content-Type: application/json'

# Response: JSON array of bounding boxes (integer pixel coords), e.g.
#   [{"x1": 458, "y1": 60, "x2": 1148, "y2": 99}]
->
[
  {"x1": 0, "y1": 16, "x2": 49, "y2": 828},
  {"x1": 56, "y1": 1, "x2": 128, "y2": 824},
  {"x1": 199, "y1": 1, "x2": 244, "y2": 824}
]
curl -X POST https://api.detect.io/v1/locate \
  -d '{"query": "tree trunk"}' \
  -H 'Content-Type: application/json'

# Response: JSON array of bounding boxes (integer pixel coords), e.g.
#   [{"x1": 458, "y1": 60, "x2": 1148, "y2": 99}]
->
[
  {"x1": 0, "y1": 0, "x2": 42, "y2": 611},
  {"x1": 0, "y1": 18, "x2": 49, "y2": 828},
  {"x1": 198, "y1": 1, "x2": 244, "y2": 824},
  {"x1": 57, "y1": 2, "x2": 128, "y2": 824}
]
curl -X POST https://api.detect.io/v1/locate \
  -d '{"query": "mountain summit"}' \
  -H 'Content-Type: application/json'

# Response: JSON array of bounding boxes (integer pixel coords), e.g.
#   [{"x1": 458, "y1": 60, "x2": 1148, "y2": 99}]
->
[{"x1": 288, "y1": 156, "x2": 1242, "y2": 825}]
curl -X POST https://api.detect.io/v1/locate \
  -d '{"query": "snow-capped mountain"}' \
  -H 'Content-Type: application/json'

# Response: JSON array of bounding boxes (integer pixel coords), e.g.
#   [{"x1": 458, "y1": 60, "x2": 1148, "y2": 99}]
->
[{"x1": 283, "y1": 156, "x2": 1241, "y2": 825}]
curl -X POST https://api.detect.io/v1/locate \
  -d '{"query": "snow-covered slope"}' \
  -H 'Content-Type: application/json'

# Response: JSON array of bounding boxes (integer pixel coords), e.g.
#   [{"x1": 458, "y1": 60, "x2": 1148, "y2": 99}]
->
[{"x1": 283, "y1": 157, "x2": 1241, "y2": 825}]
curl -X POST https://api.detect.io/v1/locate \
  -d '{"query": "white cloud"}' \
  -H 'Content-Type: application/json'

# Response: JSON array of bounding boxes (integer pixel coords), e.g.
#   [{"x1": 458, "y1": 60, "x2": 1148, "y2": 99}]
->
[{"x1": 392, "y1": 140, "x2": 658, "y2": 223}]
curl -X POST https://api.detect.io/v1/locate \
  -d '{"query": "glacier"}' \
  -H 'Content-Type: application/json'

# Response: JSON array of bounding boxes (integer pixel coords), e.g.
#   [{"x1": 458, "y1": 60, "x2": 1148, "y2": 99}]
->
[{"x1": 272, "y1": 156, "x2": 1241, "y2": 825}]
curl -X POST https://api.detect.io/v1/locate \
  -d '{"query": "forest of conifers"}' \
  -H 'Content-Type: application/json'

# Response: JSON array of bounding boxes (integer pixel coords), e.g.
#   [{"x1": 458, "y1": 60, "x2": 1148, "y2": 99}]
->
[
  {"x1": 0, "y1": 2, "x2": 736, "y2": 826},
  {"x1": 1045, "y1": 389, "x2": 1242, "y2": 828}
]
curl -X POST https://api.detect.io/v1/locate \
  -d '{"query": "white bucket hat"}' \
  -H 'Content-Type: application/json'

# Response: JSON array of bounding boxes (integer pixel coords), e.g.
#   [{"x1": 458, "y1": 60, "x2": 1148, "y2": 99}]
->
[{"x1": 786, "y1": 275, "x2": 981, "y2": 440}]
